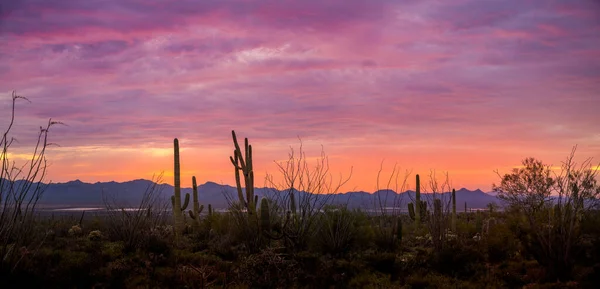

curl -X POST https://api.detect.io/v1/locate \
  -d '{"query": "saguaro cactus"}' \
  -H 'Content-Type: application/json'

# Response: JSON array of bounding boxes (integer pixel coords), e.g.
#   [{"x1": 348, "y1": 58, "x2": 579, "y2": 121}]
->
[
  {"x1": 188, "y1": 176, "x2": 205, "y2": 228},
  {"x1": 290, "y1": 192, "x2": 297, "y2": 216},
  {"x1": 260, "y1": 198, "x2": 271, "y2": 232},
  {"x1": 415, "y1": 174, "x2": 421, "y2": 226},
  {"x1": 408, "y1": 203, "x2": 416, "y2": 220},
  {"x1": 434, "y1": 198, "x2": 442, "y2": 219},
  {"x1": 407, "y1": 174, "x2": 427, "y2": 225},
  {"x1": 451, "y1": 188, "x2": 457, "y2": 231},
  {"x1": 408, "y1": 200, "x2": 427, "y2": 222},
  {"x1": 396, "y1": 218, "x2": 403, "y2": 243},
  {"x1": 171, "y1": 138, "x2": 190, "y2": 234},
  {"x1": 230, "y1": 130, "x2": 256, "y2": 215}
]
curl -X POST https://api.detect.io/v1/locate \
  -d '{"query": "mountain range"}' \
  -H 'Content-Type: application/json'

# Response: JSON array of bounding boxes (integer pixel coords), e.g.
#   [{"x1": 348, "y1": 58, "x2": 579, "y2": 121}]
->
[{"x1": 20, "y1": 179, "x2": 501, "y2": 210}]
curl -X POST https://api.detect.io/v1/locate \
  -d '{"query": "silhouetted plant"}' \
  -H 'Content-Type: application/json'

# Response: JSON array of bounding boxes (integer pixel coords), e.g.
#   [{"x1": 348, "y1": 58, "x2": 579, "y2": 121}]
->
[
  {"x1": 422, "y1": 171, "x2": 455, "y2": 254},
  {"x1": 371, "y1": 162, "x2": 410, "y2": 251},
  {"x1": 1, "y1": 91, "x2": 61, "y2": 273},
  {"x1": 264, "y1": 139, "x2": 352, "y2": 251},
  {"x1": 315, "y1": 205, "x2": 360, "y2": 256},
  {"x1": 171, "y1": 138, "x2": 189, "y2": 236},
  {"x1": 493, "y1": 147, "x2": 600, "y2": 281},
  {"x1": 102, "y1": 173, "x2": 170, "y2": 252}
]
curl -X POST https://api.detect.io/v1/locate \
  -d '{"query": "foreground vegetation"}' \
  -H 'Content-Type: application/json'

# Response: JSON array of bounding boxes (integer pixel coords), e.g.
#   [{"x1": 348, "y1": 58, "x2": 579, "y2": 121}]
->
[{"x1": 2, "y1": 92, "x2": 600, "y2": 288}]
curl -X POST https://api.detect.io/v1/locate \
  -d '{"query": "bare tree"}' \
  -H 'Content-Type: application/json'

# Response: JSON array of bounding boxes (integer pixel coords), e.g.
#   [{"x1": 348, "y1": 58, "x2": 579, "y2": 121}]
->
[
  {"x1": 493, "y1": 147, "x2": 600, "y2": 281},
  {"x1": 264, "y1": 140, "x2": 352, "y2": 251},
  {"x1": 1, "y1": 91, "x2": 61, "y2": 272},
  {"x1": 421, "y1": 171, "x2": 454, "y2": 253},
  {"x1": 371, "y1": 161, "x2": 411, "y2": 250}
]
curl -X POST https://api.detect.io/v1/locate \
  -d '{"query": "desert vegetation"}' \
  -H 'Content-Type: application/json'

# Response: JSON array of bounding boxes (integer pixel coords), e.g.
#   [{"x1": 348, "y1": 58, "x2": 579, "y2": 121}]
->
[{"x1": 2, "y1": 92, "x2": 600, "y2": 288}]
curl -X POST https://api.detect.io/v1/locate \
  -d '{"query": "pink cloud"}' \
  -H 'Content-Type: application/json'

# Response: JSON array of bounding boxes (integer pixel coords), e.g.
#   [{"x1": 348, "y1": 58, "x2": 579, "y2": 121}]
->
[{"x1": 1, "y1": 0, "x2": 599, "y2": 191}]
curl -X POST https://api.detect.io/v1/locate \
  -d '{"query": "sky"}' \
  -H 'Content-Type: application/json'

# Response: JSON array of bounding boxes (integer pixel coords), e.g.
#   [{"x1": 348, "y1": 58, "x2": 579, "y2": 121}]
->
[{"x1": 1, "y1": 0, "x2": 599, "y2": 193}]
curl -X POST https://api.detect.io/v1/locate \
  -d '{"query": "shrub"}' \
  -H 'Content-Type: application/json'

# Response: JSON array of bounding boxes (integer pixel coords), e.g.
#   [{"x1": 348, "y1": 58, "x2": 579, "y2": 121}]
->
[{"x1": 235, "y1": 247, "x2": 299, "y2": 288}]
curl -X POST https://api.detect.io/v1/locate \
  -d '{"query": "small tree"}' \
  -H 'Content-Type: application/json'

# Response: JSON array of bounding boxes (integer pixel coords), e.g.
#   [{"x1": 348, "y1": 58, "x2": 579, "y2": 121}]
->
[{"x1": 493, "y1": 147, "x2": 600, "y2": 281}]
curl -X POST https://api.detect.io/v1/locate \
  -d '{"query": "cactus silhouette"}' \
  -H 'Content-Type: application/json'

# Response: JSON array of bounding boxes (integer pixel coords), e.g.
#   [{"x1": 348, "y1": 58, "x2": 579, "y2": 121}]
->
[
  {"x1": 290, "y1": 192, "x2": 297, "y2": 216},
  {"x1": 434, "y1": 198, "x2": 442, "y2": 219},
  {"x1": 230, "y1": 130, "x2": 256, "y2": 215},
  {"x1": 188, "y1": 176, "x2": 206, "y2": 228},
  {"x1": 415, "y1": 174, "x2": 421, "y2": 226},
  {"x1": 396, "y1": 218, "x2": 403, "y2": 243},
  {"x1": 452, "y1": 188, "x2": 457, "y2": 231},
  {"x1": 171, "y1": 138, "x2": 189, "y2": 235},
  {"x1": 408, "y1": 201, "x2": 428, "y2": 222},
  {"x1": 260, "y1": 198, "x2": 271, "y2": 232}
]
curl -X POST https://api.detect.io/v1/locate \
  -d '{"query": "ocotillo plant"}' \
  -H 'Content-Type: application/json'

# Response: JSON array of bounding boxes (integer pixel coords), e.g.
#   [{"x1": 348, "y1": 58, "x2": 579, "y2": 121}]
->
[
  {"x1": 230, "y1": 130, "x2": 256, "y2": 215},
  {"x1": 452, "y1": 188, "x2": 457, "y2": 231},
  {"x1": 188, "y1": 176, "x2": 205, "y2": 228},
  {"x1": 171, "y1": 138, "x2": 190, "y2": 235},
  {"x1": 464, "y1": 201, "x2": 467, "y2": 214}
]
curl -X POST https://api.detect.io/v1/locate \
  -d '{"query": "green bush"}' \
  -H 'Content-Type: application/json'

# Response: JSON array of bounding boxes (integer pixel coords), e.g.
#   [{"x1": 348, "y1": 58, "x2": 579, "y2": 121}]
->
[{"x1": 485, "y1": 222, "x2": 519, "y2": 263}]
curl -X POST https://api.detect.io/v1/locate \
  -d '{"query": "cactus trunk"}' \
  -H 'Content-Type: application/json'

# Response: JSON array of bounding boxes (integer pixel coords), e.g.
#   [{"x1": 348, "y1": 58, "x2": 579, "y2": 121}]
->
[
  {"x1": 260, "y1": 198, "x2": 270, "y2": 232},
  {"x1": 408, "y1": 203, "x2": 415, "y2": 220},
  {"x1": 172, "y1": 138, "x2": 185, "y2": 235},
  {"x1": 290, "y1": 192, "x2": 297, "y2": 216},
  {"x1": 396, "y1": 218, "x2": 403, "y2": 243},
  {"x1": 451, "y1": 188, "x2": 457, "y2": 232},
  {"x1": 188, "y1": 176, "x2": 205, "y2": 229},
  {"x1": 415, "y1": 174, "x2": 421, "y2": 226},
  {"x1": 230, "y1": 130, "x2": 256, "y2": 216}
]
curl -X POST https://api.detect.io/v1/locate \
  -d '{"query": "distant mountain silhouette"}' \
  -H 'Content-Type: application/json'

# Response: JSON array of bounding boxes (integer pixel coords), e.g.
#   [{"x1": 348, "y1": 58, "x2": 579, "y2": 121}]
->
[{"x1": 22, "y1": 179, "x2": 502, "y2": 210}]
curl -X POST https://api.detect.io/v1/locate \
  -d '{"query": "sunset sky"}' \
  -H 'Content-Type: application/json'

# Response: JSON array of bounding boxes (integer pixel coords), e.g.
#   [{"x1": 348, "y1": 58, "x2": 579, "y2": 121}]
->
[{"x1": 1, "y1": 0, "x2": 599, "y2": 193}]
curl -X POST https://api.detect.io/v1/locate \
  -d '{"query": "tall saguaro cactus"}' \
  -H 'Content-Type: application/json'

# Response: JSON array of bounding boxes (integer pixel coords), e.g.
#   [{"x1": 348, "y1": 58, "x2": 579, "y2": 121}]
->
[
  {"x1": 451, "y1": 188, "x2": 457, "y2": 231},
  {"x1": 172, "y1": 138, "x2": 190, "y2": 234},
  {"x1": 230, "y1": 130, "x2": 256, "y2": 215}
]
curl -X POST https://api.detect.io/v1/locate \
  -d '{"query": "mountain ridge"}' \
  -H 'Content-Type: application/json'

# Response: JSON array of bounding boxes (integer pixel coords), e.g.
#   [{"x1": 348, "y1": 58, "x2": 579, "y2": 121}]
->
[{"x1": 7, "y1": 179, "x2": 501, "y2": 210}]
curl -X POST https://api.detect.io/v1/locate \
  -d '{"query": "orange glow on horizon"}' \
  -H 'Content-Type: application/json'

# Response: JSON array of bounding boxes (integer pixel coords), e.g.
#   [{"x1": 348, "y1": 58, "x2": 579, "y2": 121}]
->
[{"x1": 31, "y1": 141, "x2": 600, "y2": 193}]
